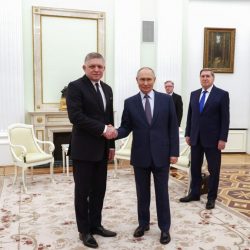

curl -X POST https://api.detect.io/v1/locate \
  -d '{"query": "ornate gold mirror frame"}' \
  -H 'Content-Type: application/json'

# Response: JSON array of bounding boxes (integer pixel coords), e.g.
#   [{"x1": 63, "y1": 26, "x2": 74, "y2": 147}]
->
[{"x1": 32, "y1": 6, "x2": 105, "y2": 111}]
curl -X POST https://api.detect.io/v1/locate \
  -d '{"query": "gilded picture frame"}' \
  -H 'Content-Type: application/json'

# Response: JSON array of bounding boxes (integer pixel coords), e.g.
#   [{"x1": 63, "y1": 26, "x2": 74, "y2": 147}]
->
[
  {"x1": 32, "y1": 6, "x2": 105, "y2": 111},
  {"x1": 203, "y1": 28, "x2": 236, "y2": 73}
]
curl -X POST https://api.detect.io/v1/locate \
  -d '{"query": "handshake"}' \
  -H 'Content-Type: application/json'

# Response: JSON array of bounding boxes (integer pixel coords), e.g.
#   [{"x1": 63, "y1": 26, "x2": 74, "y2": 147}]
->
[{"x1": 103, "y1": 124, "x2": 118, "y2": 139}]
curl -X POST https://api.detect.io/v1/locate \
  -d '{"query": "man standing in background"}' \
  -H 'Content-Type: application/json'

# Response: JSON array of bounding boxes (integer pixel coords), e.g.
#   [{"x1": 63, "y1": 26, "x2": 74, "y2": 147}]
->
[
  {"x1": 179, "y1": 68, "x2": 230, "y2": 210},
  {"x1": 164, "y1": 80, "x2": 183, "y2": 127}
]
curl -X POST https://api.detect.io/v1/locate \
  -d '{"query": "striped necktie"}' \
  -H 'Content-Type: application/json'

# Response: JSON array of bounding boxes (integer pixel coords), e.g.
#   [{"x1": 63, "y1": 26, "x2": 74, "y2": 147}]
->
[{"x1": 144, "y1": 94, "x2": 152, "y2": 124}]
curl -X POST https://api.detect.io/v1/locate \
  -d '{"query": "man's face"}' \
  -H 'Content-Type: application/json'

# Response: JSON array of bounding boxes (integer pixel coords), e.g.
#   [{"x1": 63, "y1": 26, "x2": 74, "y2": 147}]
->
[
  {"x1": 164, "y1": 82, "x2": 174, "y2": 94},
  {"x1": 200, "y1": 70, "x2": 214, "y2": 90},
  {"x1": 136, "y1": 69, "x2": 156, "y2": 94},
  {"x1": 83, "y1": 58, "x2": 105, "y2": 82}
]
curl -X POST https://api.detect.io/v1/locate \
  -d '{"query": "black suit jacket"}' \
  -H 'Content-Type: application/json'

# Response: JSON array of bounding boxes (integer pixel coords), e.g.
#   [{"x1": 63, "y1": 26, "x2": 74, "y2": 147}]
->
[
  {"x1": 172, "y1": 92, "x2": 183, "y2": 126},
  {"x1": 117, "y1": 91, "x2": 179, "y2": 167},
  {"x1": 185, "y1": 85, "x2": 230, "y2": 147},
  {"x1": 66, "y1": 75, "x2": 114, "y2": 161}
]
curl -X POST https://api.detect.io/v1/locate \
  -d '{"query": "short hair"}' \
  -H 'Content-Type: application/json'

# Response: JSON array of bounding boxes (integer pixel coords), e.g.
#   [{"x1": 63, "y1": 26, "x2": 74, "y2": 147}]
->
[
  {"x1": 200, "y1": 68, "x2": 214, "y2": 78},
  {"x1": 84, "y1": 52, "x2": 105, "y2": 64},
  {"x1": 164, "y1": 80, "x2": 174, "y2": 86},
  {"x1": 136, "y1": 67, "x2": 156, "y2": 78}
]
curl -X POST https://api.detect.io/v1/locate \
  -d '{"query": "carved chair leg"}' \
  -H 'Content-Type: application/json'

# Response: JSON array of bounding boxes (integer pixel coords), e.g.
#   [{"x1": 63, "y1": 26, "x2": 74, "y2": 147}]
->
[
  {"x1": 22, "y1": 168, "x2": 28, "y2": 193},
  {"x1": 12, "y1": 165, "x2": 18, "y2": 185},
  {"x1": 62, "y1": 149, "x2": 65, "y2": 174},
  {"x1": 66, "y1": 155, "x2": 69, "y2": 177}
]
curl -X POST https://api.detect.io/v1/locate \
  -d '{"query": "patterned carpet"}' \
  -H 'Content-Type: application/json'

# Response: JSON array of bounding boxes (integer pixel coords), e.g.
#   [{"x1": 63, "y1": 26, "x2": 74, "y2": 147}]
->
[
  {"x1": 170, "y1": 164, "x2": 250, "y2": 218},
  {"x1": 0, "y1": 169, "x2": 249, "y2": 250},
  {"x1": 1, "y1": 163, "x2": 249, "y2": 219}
]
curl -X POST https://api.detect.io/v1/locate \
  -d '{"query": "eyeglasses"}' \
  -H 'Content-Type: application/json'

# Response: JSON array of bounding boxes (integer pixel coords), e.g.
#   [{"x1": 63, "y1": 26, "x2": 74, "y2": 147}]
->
[{"x1": 165, "y1": 85, "x2": 173, "y2": 88}]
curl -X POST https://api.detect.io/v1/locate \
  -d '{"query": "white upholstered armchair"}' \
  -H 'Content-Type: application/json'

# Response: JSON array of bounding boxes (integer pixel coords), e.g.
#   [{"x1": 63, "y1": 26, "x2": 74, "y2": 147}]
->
[
  {"x1": 113, "y1": 133, "x2": 133, "y2": 178},
  {"x1": 7, "y1": 123, "x2": 55, "y2": 193}
]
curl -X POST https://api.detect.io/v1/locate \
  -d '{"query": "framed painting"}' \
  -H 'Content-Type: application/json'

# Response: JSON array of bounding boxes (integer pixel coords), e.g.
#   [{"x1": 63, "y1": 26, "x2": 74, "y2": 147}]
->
[{"x1": 203, "y1": 28, "x2": 236, "y2": 73}]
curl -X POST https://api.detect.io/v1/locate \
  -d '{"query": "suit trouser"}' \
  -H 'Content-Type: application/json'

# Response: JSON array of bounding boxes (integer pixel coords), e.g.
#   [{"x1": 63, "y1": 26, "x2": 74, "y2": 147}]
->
[
  {"x1": 190, "y1": 144, "x2": 221, "y2": 200},
  {"x1": 72, "y1": 159, "x2": 107, "y2": 234},
  {"x1": 133, "y1": 165, "x2": 170, "y2": 232}
]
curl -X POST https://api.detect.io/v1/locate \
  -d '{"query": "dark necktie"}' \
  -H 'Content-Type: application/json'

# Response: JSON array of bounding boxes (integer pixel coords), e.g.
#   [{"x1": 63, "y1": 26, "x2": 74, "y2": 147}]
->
[
  {"x1": 95, "y1": 83, "x2": 104, "y2": 111},
  {"x1": 144, "y1": 94, "x2": 152, "y2": 124},
  {"x1": 199, "y1": 90, "x2": 207, "y2": 113}
]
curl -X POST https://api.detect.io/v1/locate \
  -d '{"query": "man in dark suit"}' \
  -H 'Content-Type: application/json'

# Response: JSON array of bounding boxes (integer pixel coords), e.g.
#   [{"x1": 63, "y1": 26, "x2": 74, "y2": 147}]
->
[
  {"x1": 106, "y1": 67, "x2": 179, "y2": 244},
  {"x1": 179, "y1": 68, "x2": 230, "y2": 209},
  {"x1": 164, "y1": 80, "x2": 183, "y2": 127},
  {"x1": 66, "y1": 52, "x2": 117, "y2": 248}
]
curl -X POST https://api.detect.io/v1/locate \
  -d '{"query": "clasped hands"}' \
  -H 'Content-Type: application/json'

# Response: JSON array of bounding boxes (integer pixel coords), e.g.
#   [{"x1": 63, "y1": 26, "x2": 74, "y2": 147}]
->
[{"x1": 103, "y1": 124, "x2": 118, "y2": 139}]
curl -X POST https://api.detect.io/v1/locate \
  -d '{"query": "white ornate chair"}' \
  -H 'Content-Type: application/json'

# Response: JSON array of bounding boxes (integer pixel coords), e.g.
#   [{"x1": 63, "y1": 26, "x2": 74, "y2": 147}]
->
[
  {"x1": 171, "y1": 144, "x2": 207, "y2": 195},
  {"x1": 113, "y1": 133, "x2": 133, "y2": 178},
  {"x1": 7, "y1": 123, "x2": 55, "y2": 193}
]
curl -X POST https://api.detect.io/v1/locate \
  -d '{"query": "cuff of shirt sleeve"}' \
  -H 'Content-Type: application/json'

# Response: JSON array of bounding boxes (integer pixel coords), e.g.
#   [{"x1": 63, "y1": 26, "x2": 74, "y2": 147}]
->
[{"x1": 103, "y1": 125, "x2": 107, "y2": 134}]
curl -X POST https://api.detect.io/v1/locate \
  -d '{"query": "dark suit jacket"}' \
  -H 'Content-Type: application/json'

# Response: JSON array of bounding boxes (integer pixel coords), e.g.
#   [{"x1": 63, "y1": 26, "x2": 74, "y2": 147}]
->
[
  {"x1": 185, "y1": 85, "x2": 230, "y2": 147},
  {"x1": 66, "y1": 75, "x2": 114, "y2": 161},
  {"x1": 172, "y1": 92, "x2": 183, "y2": 126},
  {"x1": 117, "y1": 91, "x2": 179, "y2": 167}
]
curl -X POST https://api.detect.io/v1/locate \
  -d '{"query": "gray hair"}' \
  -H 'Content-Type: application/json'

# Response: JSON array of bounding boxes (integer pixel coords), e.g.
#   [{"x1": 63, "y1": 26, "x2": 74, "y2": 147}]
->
[
  {"x1": 200, "y1": 68, "x2": 215, "y2": 78},
  {"x1": 136, "y1": 67, "x2": 156, "y2": 78},
  {"x1": 164, "y1": 80, "x2": 174, "y2": 86},
  {"x1": 84, "y1": 52, "x2": 105, "y2": 64}
]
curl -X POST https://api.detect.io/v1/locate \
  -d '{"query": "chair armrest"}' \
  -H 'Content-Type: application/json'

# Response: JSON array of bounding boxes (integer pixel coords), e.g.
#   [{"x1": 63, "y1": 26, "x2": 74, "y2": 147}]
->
[
  {"x1": 35, "y1": 139, "x2": 55, "y2": 153},
  {"x1": 9, "y1": 143, "x2": 27, "y2": 162}
]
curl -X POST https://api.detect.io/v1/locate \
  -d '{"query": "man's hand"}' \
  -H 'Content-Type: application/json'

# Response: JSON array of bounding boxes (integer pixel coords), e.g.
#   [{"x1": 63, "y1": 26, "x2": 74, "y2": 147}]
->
[
  {"x1": 218, "y1": 140, "x2": 226, "y2": 150},
  {"x1": 185, "y1": 136, "x2": 191, "y2": 146},
  {"x1": 103, "y1": 124, "x2": 118, "y2": 139},
  {"x1": 170, "y1": 157, "x2": 178, "y2": 164}
]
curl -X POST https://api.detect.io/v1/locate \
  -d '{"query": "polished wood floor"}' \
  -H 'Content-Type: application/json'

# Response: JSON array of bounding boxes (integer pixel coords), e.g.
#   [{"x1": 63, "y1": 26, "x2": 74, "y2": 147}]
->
[
  {"x1": 221, "y1": 153, "x2": 250, "y2": 165},
  {"x1": 1, "y1": 153, "x2": 250, "y2": 176}
]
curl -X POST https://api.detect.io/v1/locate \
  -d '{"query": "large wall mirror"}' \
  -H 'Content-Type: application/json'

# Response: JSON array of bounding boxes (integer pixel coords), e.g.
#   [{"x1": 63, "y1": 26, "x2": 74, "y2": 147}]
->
[{"x1": 32, "y1": 6, "x2": 105, "y2": 111}]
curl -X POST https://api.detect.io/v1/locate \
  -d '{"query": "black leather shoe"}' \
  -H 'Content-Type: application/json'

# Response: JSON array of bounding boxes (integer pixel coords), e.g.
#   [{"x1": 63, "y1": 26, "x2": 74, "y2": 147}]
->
[
  {"x1": 79, "y1": 233, "x2": 98, "y2": 248},
  {"x1": 179, "y1": 194, "x2": 200, "y2": 202},
  {"x1": 206, "y1": 199, "x2": 215, "y2": 209},
  {"x1": 133, "y1": 225, "x2": 150, "y2": 237},
  {"x1": 91, "y1": 226, "x2": 117, "y2": 237},
  {"x1": 160, "y1": 231, "x2": 171, "y2": 245}
]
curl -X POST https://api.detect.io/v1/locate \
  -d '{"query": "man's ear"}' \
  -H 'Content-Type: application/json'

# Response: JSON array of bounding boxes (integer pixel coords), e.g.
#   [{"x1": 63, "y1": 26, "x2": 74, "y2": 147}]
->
[{"x1": 82, "y1": 65, "x2": 86, "y2": 71}]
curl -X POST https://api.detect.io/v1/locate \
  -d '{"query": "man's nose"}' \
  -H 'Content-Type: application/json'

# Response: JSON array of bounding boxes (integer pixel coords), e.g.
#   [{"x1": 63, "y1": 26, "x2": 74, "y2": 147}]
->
[{"x1": 93, "y1": 66, "x2": 100, "y2": 70}]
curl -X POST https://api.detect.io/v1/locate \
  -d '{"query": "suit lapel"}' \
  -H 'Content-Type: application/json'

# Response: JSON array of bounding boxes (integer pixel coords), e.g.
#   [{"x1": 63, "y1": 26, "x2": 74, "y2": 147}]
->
[
  {"x1": 83, "y1": 75, "x2": 105, "y2": 112},
  {"x1": 135, "y1": 93, "x2": 149, "y2": 125},
  {"x1": 101, "y1": 81, "x2": 114, "y2": 113},
  {"x1": 136, "y1": 91, "x2": 159, "y2": 126},
  {"x1": 202, "y1": 85, "x2": 216, "y2": 112},
  {"x1": 82, "y1": 76, "x2": 97, "y2": 97},
  {"x1": 100, "y1": 81, "x2": 109, "y2": 103},
  {"x1": 194, "y1": 89, "x2": 202, "y2": 113},
  {"x1": 151, "y1": 91, "x2": 159, "y2": 126}
]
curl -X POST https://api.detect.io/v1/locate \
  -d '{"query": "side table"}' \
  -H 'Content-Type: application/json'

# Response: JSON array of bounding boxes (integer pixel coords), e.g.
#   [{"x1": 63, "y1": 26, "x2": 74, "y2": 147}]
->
[{"x1": 61, "y1": 144, "x2": 69, "y2": 176}]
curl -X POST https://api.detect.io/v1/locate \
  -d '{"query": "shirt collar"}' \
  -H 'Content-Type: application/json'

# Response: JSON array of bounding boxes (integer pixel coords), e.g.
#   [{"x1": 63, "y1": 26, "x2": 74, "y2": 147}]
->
[
  {"x1": 202, "y1": 85, "x2": 213, "y2": 93},
  {"x1": 91, "y1": 80, "x2": 100, "y2": 87},
  {"x1": 140, "y1": 90, "x2": 154, "y2": 100}
]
